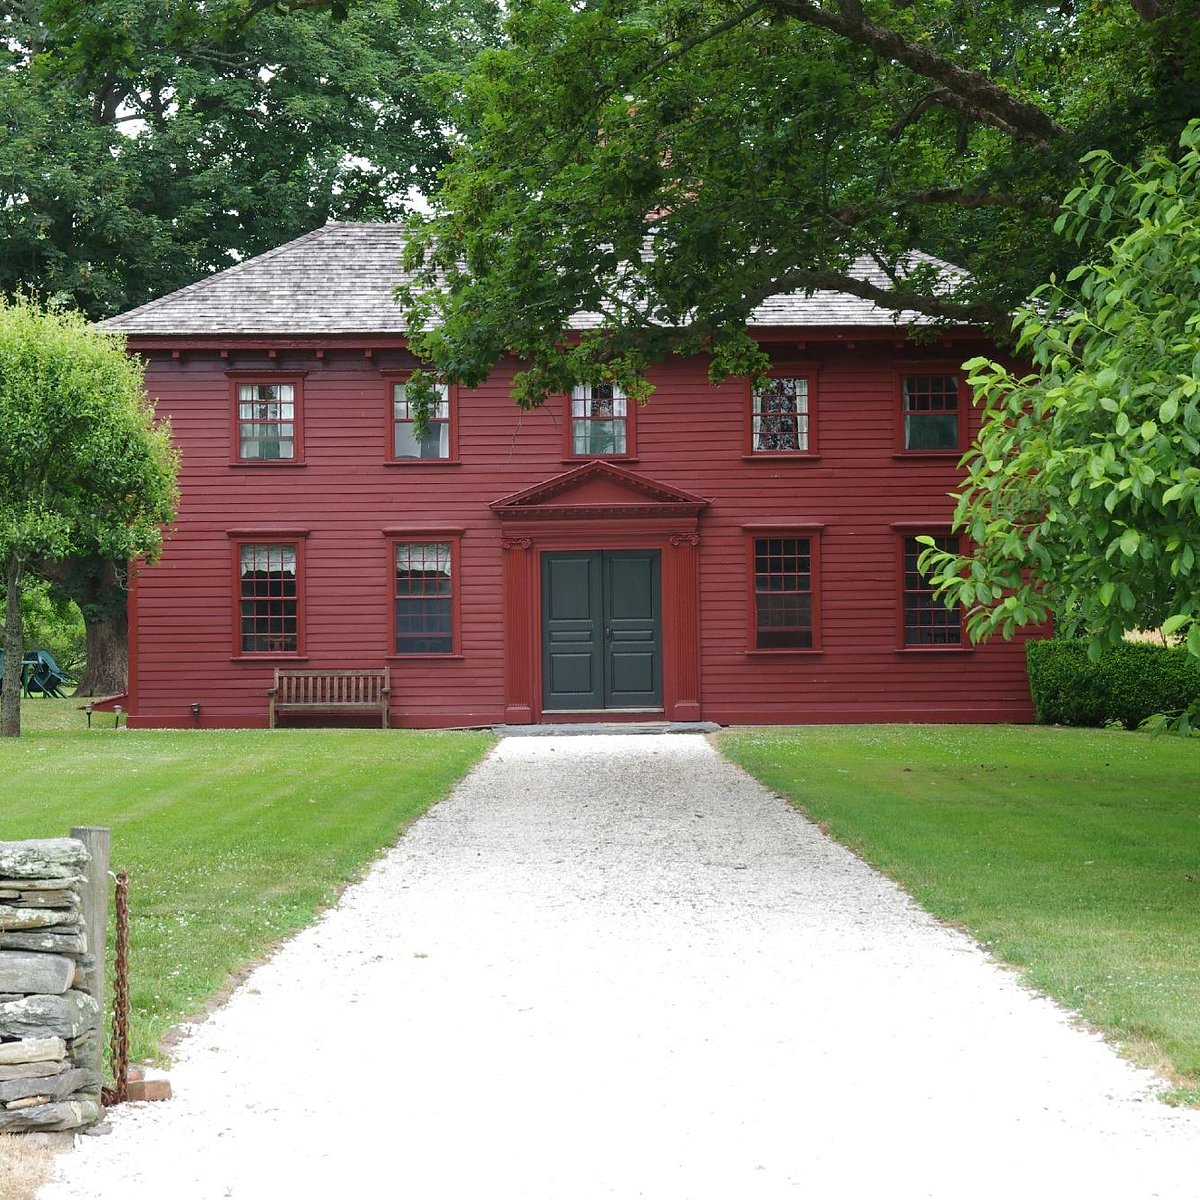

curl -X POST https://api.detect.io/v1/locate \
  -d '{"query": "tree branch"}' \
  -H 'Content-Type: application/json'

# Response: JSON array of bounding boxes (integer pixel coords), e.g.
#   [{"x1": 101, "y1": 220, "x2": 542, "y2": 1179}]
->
[
  {"x1": 830, "y1": 186, "x2": 1058, "y2": 225},
  {"x1": 740, "y1": 264, "x2": 1010, "y2": 329},
  {"x1": 766, "y1": 0, "x2": 1066, "y2": 146},
  {"x1": 887, "y1": 89, "x2": 951, "y2": 138},
  {"x1": 1129, "y1": 0, "x2": 1165, "y2": 20},
  {"x1": 657, "y1": 0, "x2": 770, "y2": 70},
  {"x1": 898, "y1": 186, "x2": 1059, "y2": 216},
  {"x1": 232, "y1": 0, "x2": 347, "y2": 33}
]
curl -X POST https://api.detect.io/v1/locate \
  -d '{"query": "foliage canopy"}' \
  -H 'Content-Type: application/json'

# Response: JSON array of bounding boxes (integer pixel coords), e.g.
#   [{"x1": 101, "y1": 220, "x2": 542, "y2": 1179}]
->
[
  {"x1": 399, "y1": 0, "x2": 1198, "y2": 406},
  {"x1": 1, "y1": 0, "x2": 501, "y2": 318},
  {"x1": 920, "y1": 121, "x2": 1200, "y2": 715},
  {"x1": 0, "y1": 299, "x2": 178, "y2": 734}
]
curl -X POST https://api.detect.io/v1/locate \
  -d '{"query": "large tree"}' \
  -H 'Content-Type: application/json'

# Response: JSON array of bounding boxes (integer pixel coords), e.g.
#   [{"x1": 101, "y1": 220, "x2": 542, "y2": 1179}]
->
[
  {"x1": 398, "y1": 0, "x2": 1198, "y2": 404},
  {"x1": 919, "y1": 122, "x2": 1200, "y2": 700},
  {"x1": 2, "y1": 0, "x2": 501, "y2": 319},
  {"x1": 0, "y1": 299, "x2": 177, "y2": 736},
  {"x1": 2, "y1": 0, "x2": 500, "y2": 689}
]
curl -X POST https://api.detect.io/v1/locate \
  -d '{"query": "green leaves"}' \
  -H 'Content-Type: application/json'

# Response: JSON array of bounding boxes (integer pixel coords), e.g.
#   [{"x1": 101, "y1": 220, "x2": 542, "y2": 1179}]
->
[
  {"x1": 926, "y1": 121, "x2": 1200, "y2": 703},
  {"x1": 402, "y1": 0, "x2": 1200, "y2": 407},
  {"x1": 2, "y1": 0, "x2": 501, "y2": 318},
  {"x1": 0, "y1": 298, "x2": 178, "y2": 569},
  {"x1": 0, "y1": 295, "x2": 180, "y2": 734}
]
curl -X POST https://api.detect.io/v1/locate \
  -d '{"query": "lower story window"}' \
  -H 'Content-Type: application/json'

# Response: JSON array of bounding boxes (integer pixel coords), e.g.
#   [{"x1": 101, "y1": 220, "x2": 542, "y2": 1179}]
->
[
  {"x1": 394, "y1": 541, "x2": 454, "y2": 654},
  {"x1": 238, "y1": 543, "x2": 300, "y2": 653},
  {"x1": 902, "y1": 534, "x2": 963, "y2": 646},
  {"x1": 753, "y1": 536, "x2": 816, "y2": 649}
]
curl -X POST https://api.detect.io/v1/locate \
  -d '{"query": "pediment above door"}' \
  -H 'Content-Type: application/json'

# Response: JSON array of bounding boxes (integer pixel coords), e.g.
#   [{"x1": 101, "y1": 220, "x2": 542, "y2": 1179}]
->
[{"x1": 490, "y1": 461, "x2": 710, "y2": 522}]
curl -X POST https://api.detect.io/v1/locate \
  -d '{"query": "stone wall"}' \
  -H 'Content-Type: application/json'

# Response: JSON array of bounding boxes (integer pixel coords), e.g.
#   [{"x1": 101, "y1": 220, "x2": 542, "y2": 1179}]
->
[{"x1": 0, "y1": 839, "x2": 102, "y2": 1132}]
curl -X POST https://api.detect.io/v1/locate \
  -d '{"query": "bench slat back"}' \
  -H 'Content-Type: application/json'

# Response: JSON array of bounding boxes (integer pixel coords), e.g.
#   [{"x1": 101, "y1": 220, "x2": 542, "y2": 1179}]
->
[{"x1": 275, "y1": 669, "x2": 388, "y2": 707}]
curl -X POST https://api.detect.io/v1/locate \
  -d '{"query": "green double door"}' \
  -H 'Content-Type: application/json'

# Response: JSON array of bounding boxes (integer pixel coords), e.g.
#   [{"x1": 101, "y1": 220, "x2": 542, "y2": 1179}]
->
[{"x1": 541, "y1": 550, "x2": 662, "y2": 711}]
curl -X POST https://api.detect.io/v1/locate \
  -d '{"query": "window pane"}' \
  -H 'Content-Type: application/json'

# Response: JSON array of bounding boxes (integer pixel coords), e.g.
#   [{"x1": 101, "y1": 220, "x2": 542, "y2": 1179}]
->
[
  {"x1": 395, "y1": 542, "x2": 453, "y2": 653},
  {"x1": 902, "y1": 535, "x2": 962, "y2": 645},
  {"x1": 239, "y1": 543, "x2": 298, "y2": 652},
  {"x1": 394, "y1": 422, "x2": 450, "y2": 459},
  {"x1": 573, "y1": 420, "x2": 626, "y2": 456},
  {"x1": 571, "y1": 382, "x2": 628, "y2": 456},
  {"x1": 237, "y1": 384, "x2": 295, "y2": 459},
  {"x1": 393, "y1": 384, "x2": 450, "y2": 459},
  {"x1": 902, "y1": 376, "x2": 957, "y2": 412},
  {"x1": 393, "y1": 384, "x2": 449, "y2": 421},
  {"x1": 753, "y1": 377, "x2": 809, "y2": 451},
  {"x1": 902, "y1": 376, "x2": 959, "y2": 450},
  {"x1": 904, "y1": 413, "x2": 959, "y2": 451},
  {"x1": 753, "y1": 537, "x2": 814, "y2": 649}
]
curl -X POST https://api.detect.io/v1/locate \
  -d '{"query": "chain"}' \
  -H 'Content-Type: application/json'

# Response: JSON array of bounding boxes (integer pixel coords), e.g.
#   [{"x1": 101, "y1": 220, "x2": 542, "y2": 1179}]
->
[{"x1": 101, "y1": 870, "x2": 130, "y2": 1106}]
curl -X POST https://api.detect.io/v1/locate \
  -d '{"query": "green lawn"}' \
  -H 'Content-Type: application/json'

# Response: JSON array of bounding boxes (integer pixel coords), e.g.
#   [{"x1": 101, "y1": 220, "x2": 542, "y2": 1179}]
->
[
  {"x1": 3, "y1": 698, "x2": 494, "y2": 1064},
  {"x1": 718, "y1": 724, "x2": 1200, "y2": 1103}
]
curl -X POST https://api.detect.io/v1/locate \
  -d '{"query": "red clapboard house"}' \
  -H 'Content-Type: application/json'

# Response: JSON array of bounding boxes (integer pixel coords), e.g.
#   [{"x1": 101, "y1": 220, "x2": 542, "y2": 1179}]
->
[{"x1": 101, "y1": 222, "x2": 1035, "y2": 729}]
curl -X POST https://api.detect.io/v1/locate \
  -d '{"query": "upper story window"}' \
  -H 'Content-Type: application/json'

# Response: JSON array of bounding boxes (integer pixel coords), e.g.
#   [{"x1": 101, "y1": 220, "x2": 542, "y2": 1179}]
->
[
  {"x1": 236, "y1": 541, "x2": 303, "y2": 655},
  {"x1": 749, "y1": 533, "x2": 820, "y2": 651},
  {"x1": 901, "y1": 534, "x2": 964, "y2": 647},
  {"x1": 900, "y1": 373, "x2": 962, "y2": 453},
  {"x1": 236, "y1": 382, "x2": 299, "y2": 461},
  {"x1": 392, "y1": 381, "x2": 454, "y2": 461},
  {"x1": 751, "y1": 376, "x2": 814, "y2": 453},
  {"x1": 569, "y1": 383, "x2": 632, "y2": 458}
]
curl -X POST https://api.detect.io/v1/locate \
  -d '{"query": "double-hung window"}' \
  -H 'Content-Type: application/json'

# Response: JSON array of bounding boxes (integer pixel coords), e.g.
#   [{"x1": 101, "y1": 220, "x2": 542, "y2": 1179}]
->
[
  {"x1": 900, "y1": 534, "x2": 964, "y2": 647},
  {"x1": 751, "y1": 375, "x2": 814, "y2": 454},
  {"x1": 900, "y1": 373, "x2": 962, "y2": 453},
  {"x1": 749, "y1": 532, "x2": 821, "y2": 651},
  {"x1": 569, "y1": 383, "x2": 631, "y2": 458},
  {"x1": 236, "y1": 381, "x2": 300, "y2": 461},
  {"x1": 391, "y1": 381, "x2": 453, "y2": 461},
  {"x1": 393, "y1": 540, "x2": 456, "y2": 655},
  {"x1": 235, "y1": 541, "x2": 304, "y2": 655}
]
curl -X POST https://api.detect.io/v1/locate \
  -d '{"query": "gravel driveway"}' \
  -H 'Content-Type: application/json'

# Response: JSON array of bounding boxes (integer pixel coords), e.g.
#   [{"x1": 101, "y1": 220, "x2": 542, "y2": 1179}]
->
[{"x1": 42, "y1": 734, "x2": 1200, "y2": 1199}]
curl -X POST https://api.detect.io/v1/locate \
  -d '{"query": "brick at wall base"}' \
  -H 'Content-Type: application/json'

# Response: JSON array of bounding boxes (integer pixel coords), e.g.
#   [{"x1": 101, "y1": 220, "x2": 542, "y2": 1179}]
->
[{"x1": 125, "y1": 1078, "x2": 172, "y2": 1102}]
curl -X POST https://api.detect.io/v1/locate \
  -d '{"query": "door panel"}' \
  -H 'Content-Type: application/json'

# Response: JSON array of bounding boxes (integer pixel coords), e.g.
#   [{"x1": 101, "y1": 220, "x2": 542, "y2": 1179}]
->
[
  {"x1": 542, "y1": 554, "x2": 603, "y2": 708},
  {"x1": 542, "y1": 550, "x2": 661, "y2": 711},
  {"x1": 604, "y1": 551, "x2": 660, "y2": 707}
]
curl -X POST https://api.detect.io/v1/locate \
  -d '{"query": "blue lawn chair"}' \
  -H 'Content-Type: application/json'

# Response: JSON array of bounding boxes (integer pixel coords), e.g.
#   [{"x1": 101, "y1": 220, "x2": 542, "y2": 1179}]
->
[{"x1": 22, "y1": 651, "x2": 74, "y2": 698}]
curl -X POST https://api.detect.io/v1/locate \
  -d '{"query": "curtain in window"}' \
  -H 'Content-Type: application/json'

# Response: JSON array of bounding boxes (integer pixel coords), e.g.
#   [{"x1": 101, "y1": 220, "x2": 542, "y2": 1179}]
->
[
  {"x1": 395, "y1": 542, "x2": 453, "y2": 654},
  {"x1": 571, "y1": 383, "x2": 627, "y2": 455},
  {"x1": 239, "y1": 543, "x2": 298, "y2": 652},
  {"x1": 753, "y1": 378, "x2": 808, "y2": 451}
]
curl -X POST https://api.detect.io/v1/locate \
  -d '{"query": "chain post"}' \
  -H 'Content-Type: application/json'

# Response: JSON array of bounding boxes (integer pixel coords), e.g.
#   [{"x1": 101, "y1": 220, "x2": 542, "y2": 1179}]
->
[{"x1": 101, "y1": 870, "x2": 130, "y2": 1106}]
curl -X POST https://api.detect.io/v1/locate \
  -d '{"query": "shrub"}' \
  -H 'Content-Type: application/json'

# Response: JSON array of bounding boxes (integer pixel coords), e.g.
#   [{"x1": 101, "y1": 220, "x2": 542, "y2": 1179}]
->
[{"x1": 1026, "y1": 638, "x2": 1200, "y2": 728}]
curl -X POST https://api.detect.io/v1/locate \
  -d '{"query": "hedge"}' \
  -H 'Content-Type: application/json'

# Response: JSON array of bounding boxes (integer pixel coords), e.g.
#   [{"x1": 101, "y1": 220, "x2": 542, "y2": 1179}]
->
[{"x1": 1026, "y1": 638, "x2": 1200, "y2": 728}]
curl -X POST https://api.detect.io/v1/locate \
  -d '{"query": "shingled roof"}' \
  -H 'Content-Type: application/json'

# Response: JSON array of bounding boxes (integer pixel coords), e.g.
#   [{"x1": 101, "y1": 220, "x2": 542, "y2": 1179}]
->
[{"x1": 100, "y1": 221, "x2": 964, "y2": 336}]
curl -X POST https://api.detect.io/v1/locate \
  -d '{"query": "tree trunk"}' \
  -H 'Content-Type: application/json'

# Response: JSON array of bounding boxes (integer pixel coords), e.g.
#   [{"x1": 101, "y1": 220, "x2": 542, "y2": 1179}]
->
[
  {"x1": 77, "y1": 603, "x2": 128, "y2": 696},
  {"x1": 2, "y1": 554, "x2": 24, "y2": 738},
  {"x1": 34, "y1": 555, "x2": 129, "y2": 697}
]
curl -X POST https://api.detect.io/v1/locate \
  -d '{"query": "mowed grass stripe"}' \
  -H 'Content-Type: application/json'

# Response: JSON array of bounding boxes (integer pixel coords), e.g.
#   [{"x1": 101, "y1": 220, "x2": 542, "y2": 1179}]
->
[
  {"x1": 4, "y1": 700, "x2": 494, "y2": 1063},
  {"x1": 717, "y1": 724, "x2": 1200, "y2": 1103}
]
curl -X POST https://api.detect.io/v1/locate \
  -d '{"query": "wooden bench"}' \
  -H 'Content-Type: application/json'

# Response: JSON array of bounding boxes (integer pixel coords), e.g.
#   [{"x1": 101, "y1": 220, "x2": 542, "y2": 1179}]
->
[{"x1": 267, "y1": 668, "x2": 390, "y2": 729}]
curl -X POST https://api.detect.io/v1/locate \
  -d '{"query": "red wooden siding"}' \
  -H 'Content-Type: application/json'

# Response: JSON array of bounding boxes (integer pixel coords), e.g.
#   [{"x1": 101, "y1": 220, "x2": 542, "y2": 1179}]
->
[{"x1": 127, "y1": 336, "x2": 1036, "y2": 728}]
